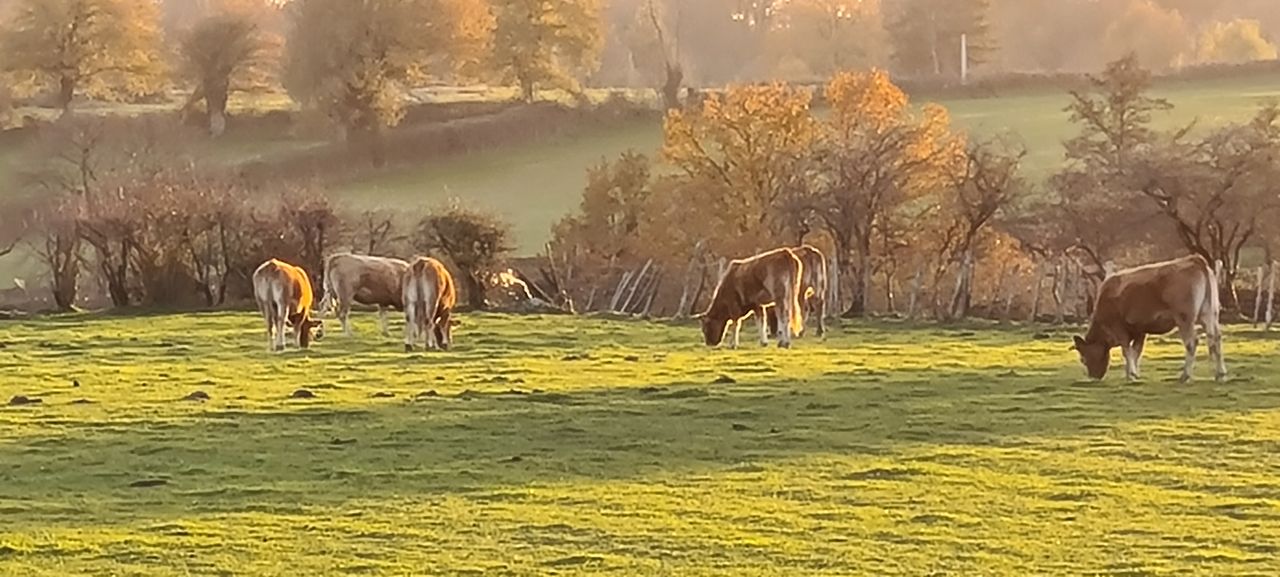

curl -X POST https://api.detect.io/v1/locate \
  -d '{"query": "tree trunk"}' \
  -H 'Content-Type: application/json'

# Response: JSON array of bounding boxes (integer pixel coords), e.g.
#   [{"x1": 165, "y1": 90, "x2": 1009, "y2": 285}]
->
[
  {"x1": 906, "y1": 266, "x2": 924, "y2": 320},
  {"x1": 464, "y1": 272, "x2": 487, "y2": 310},
  {"x1": 662, "y1": 64, "x2": 683, "y2": 111},
  {"x1": 1220, "y1": 264, "x2": 1240, "y2": 314},
  {"x1": 206, "y1": 79, "x2": 230, "y2": 137},
  {"x1": 843, "y1": 245, "x2": 870, "y2": 317},
  {"x1": 50, "y1": 230, "x2": 80, "y2": 311},
  {"x1": 57, "y1": 75, "x2": 76, "y2": 114},
  {"x1": 1028, "y1": 262, "x2": 1046, "y2": 323},
  {"x1": 520, "y1": 76, "x2": 536, "y2": 103}
]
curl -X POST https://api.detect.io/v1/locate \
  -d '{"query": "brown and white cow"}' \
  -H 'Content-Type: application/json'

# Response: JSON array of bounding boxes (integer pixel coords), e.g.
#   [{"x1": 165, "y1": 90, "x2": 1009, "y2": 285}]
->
[
  {"x1": 253, "y1": 258, "x2": 324, "y2": 352},
  {"x1": 317, "y1": 253, "x2": 410, "y2": 337},
  {"x1": 402, "y1": 256, "x2": 458, "y2": 352},
  {"x1": 1072, "y1": 254, "x2": 1226, "y2": 383},
  {"x1": 699, "y1": 247, "x2": 805, "y2": 349},
  {"x1": 766, "y1": 244, "x2": 829, "y2": 337}
]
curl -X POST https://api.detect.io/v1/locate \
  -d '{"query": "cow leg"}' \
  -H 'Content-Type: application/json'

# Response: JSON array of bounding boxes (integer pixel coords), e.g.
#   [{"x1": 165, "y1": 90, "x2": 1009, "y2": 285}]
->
[
  {"x1": 1178, "y1": 320, "x2": 1198, "y2": 383},
  {"x1": 275, "y1": 313, "x2": 287, "y2": 352},
  {"x1": 403, "y1": 305, "x2": 416, "y2": 352},
  {"x1": 728, "y1": 319, "x2": 741, "y2": 349},
  {"x1": 757, "y1": 307, "x2": 770, "y2": 347},
  {"x1": 1119, "y1": 341, "x2": 1137, "y2": 382},
  {"x1": 437, "y1": 310, "x2": 452, "y2": 351},
  {"x1": 1201, "y1": 311, "x2": 1227, "y2": 383},
  {"x1": 377, "y1": 306, "x2": 390, "y2": 337},
  {"x1": 813, "y1": 294, "x2": 827, "y2": 338},
  {"x1": 424, "y1": 311, "x2": 438, "y2": 351},
  {"x1": 1131, "y1": 334, "x2": 1147, "y2": 378},
  {"x1": 777, "y1": 298, "x2": 793, "y2": 349},
  {"x1": 338, "y1": 301, "x2": 353, "y2": 337}
]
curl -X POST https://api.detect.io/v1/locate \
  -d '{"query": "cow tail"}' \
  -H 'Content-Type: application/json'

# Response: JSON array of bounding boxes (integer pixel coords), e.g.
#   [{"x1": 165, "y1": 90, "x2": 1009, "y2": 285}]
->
[
  {"x1": 789, "y1": 257, "x2": 805, "y2": 338},
  {"x1": 1209, "y1": 259, "x2": 1223, "y2": 321},
  {"x1": 317, "y1": 257, "x2": 335, "y2": 315}
]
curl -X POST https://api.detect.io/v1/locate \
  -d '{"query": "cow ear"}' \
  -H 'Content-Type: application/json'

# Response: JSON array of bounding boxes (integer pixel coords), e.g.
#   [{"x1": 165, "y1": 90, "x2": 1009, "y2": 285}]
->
[{"x1": 1072, "y1": 335, "x2": 1086, "y2": 351}]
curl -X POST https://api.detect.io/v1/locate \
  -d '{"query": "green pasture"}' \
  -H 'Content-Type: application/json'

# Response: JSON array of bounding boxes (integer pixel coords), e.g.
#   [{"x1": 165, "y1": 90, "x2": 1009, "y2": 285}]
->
[{"x1": 2, "y1": 314, "x2": 1280, "y2": 575}]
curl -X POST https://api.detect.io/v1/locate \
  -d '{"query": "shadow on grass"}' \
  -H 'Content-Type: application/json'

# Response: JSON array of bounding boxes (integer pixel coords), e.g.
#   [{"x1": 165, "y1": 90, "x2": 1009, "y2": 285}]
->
[{"x1": 4, "y1": 350, "x2": 1280, "y2": 528}]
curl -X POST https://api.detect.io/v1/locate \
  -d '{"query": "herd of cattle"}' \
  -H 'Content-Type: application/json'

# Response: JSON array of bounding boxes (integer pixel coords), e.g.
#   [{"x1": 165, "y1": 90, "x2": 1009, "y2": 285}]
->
[{"x1": 251, "y1": 247, "x2": 1228, "y2": 383}]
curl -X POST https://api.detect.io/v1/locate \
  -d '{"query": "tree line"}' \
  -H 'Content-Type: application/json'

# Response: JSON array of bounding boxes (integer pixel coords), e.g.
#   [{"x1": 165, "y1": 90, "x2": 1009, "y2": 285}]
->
[
  {"x1": 551, "y1": 56, "x2": 1280, "y2": 321},
  {"x1": 3, "y1": 0, "x2": 1278, "y2": 143}
]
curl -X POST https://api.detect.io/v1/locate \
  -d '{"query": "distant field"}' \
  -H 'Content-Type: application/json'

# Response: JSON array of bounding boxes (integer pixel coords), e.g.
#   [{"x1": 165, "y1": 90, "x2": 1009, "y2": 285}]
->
[
  {"x1": 2, "y1": 74, "x2": 1280, "y2": 289},
  {"x1": 2, "y1": 314, "x2": 1280, "y2": 574}
]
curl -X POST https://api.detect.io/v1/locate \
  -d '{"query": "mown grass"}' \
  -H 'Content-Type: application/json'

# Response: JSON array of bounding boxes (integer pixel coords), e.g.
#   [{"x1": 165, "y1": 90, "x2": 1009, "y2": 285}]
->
[{"x1": 2, "y1": 313, "x2": 1280, "y2": 575}]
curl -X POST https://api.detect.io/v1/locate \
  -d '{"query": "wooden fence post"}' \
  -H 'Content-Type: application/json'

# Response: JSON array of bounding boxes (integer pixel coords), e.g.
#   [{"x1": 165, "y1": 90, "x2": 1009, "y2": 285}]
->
[
  {"x1": 906, "y1": 266, "x2": 924, "y2": 320},
  {"x1": 1053, "y1": 258, "x2": 1066, "y2": 324},
  {"x1": 619, "y1": 258, "x2": 654, "y2": 313},
  {"x1": 1028, "y1": 262, "x2": 1046, "y2": 323},
  {"x1": 1000, "y1": 264, "x2": 1020, "y2": 322},
  {"x1": 609, "y1": 270, "x2": 634, "y2": 312},
  {"x1": 827, "y1": 253, "x2": 840, "y2": 319},
  {"x1": 675, "y1": 242, "x2": 705, "y2": 319},
  {"x1": 1267, "y1": 261, "x2": 1277, "y2": 331},
  {"x1": 1253, "y1": 265, "x2": 1266, "y2": 327}
]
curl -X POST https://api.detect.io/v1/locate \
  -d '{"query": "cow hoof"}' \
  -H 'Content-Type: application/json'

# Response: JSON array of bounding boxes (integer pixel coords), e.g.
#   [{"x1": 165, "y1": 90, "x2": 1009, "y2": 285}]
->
[
  {"x1": 778, "y1": 341, "x2": 792, "y2": 349},
  {"x1": 1215, "y1": 373, "x2": 1227, "y2": 383},
  {"x1": 404, "y1": 344, "x2": 414, "y2": 353},
  {"x1": 1178, "y1": 374, "x2": 1192, "y2": 384}
]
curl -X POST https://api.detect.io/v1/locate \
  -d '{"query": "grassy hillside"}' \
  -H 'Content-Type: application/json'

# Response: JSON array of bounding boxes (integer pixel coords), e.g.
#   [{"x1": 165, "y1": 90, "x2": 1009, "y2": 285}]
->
[{"x1": 2, "y1": 314, "x2": 1280, "y2": 574}]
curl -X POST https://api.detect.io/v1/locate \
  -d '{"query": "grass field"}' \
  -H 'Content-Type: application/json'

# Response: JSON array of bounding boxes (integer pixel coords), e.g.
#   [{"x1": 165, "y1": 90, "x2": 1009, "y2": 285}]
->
[{"x1": 3, "y1": 313, "x2": 1280, "y2": 575}]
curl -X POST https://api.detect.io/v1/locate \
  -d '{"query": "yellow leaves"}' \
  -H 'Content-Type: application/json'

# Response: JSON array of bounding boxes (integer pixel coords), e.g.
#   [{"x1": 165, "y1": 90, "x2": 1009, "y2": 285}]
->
[
  {"x1": 826, "y1": 68, "x2": 908, "y2": 134},
  {"x1": 660, "y1": 83, "x2": 818, "y2": 247}
]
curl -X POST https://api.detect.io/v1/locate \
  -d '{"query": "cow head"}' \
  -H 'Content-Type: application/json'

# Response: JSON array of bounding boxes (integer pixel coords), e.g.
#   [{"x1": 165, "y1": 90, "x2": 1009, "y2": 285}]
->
[
  {"x1": 698, "y1": 313, "x2": 728, "y2": 347},
  {"x1": 1072, "y1": 335, "x2": 1109, "y2": 380},
  {"x1": 298, "y1": 317, "x2": 325, "y2": 348}
]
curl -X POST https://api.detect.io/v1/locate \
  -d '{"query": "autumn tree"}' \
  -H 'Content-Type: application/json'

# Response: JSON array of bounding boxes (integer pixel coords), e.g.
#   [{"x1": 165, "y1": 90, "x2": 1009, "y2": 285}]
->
[
  {"x1": 488, "y1": 0, "x2": 604, "y2": 102},
  {"x1": 552, "y1": 152, "x2": 655, "y2": 268},
  {"x1": 415, "y1": 205, "x2": 515, "y2": 310},
  {"x1": 886, "y1": 0, "x2": 993, "y2": 78},
  {"x1": 284, "y1": 0, "x2": 457, "y2": 165},
  {"x1": 179, "y1": 8, "x2": 278, "y2": 136},
  {"x1": 0, "y1": 0, "x2": 166, "y2": 112},
  {"x1": 1100, "y1": 0, "x2": 1192, "y2": 71},
  {"x1": 1052, "y1": 54, "x2": 1173, "y2": 274},
  {"x1": 940, "y1": 140, "x2": 1026, "y2": 318},
  {"x1": 812, "y1": 70, "x2": 962, "y2": 315},
  {"x1": 662, "y1": 83, "x2": 818, "y2": 255},
  {"x1": 774, "y1": 0, "x2": 888, "y2": 78},
  {"x1": 1129, "y1": 105, "x2": 1280, "y2": 311},
  {"x1": 1197, "y1": 19, "x2": 1278, "y2": 64}
]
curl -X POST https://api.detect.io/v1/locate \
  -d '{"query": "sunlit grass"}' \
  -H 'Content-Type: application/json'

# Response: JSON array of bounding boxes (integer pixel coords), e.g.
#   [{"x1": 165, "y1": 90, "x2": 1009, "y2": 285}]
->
[{"x1": 2, "y1": 313, "x2": 1279, "y2": 575}]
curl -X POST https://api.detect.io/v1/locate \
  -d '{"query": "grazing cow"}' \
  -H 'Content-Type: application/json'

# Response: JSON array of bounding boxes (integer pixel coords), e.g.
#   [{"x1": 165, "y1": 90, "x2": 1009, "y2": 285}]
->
[
  {"x1": 253, "y1": 259, "x2": 324, "y2": 352},
  {"x1": 766, "y1": 244, "x2": 829, "y2": 337},
  {"x1": 402, "y1": 256, "x2": 458, "y2": 352},
  {"x1": 1072, "y1": 254, "x2": 1226, "y2": 383},
  {"x1": 317, "y1": 253, "x2": 410, "y2": 337},
  {"x1": 699, "y1": 247, "x2": 804, "y2": 349}
]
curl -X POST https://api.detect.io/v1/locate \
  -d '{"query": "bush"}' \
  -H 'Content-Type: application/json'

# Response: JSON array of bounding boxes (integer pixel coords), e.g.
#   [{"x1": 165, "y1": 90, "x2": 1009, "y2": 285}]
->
[{"x1": 414, "y1": 204, "x2": 515, "y2": 310}]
